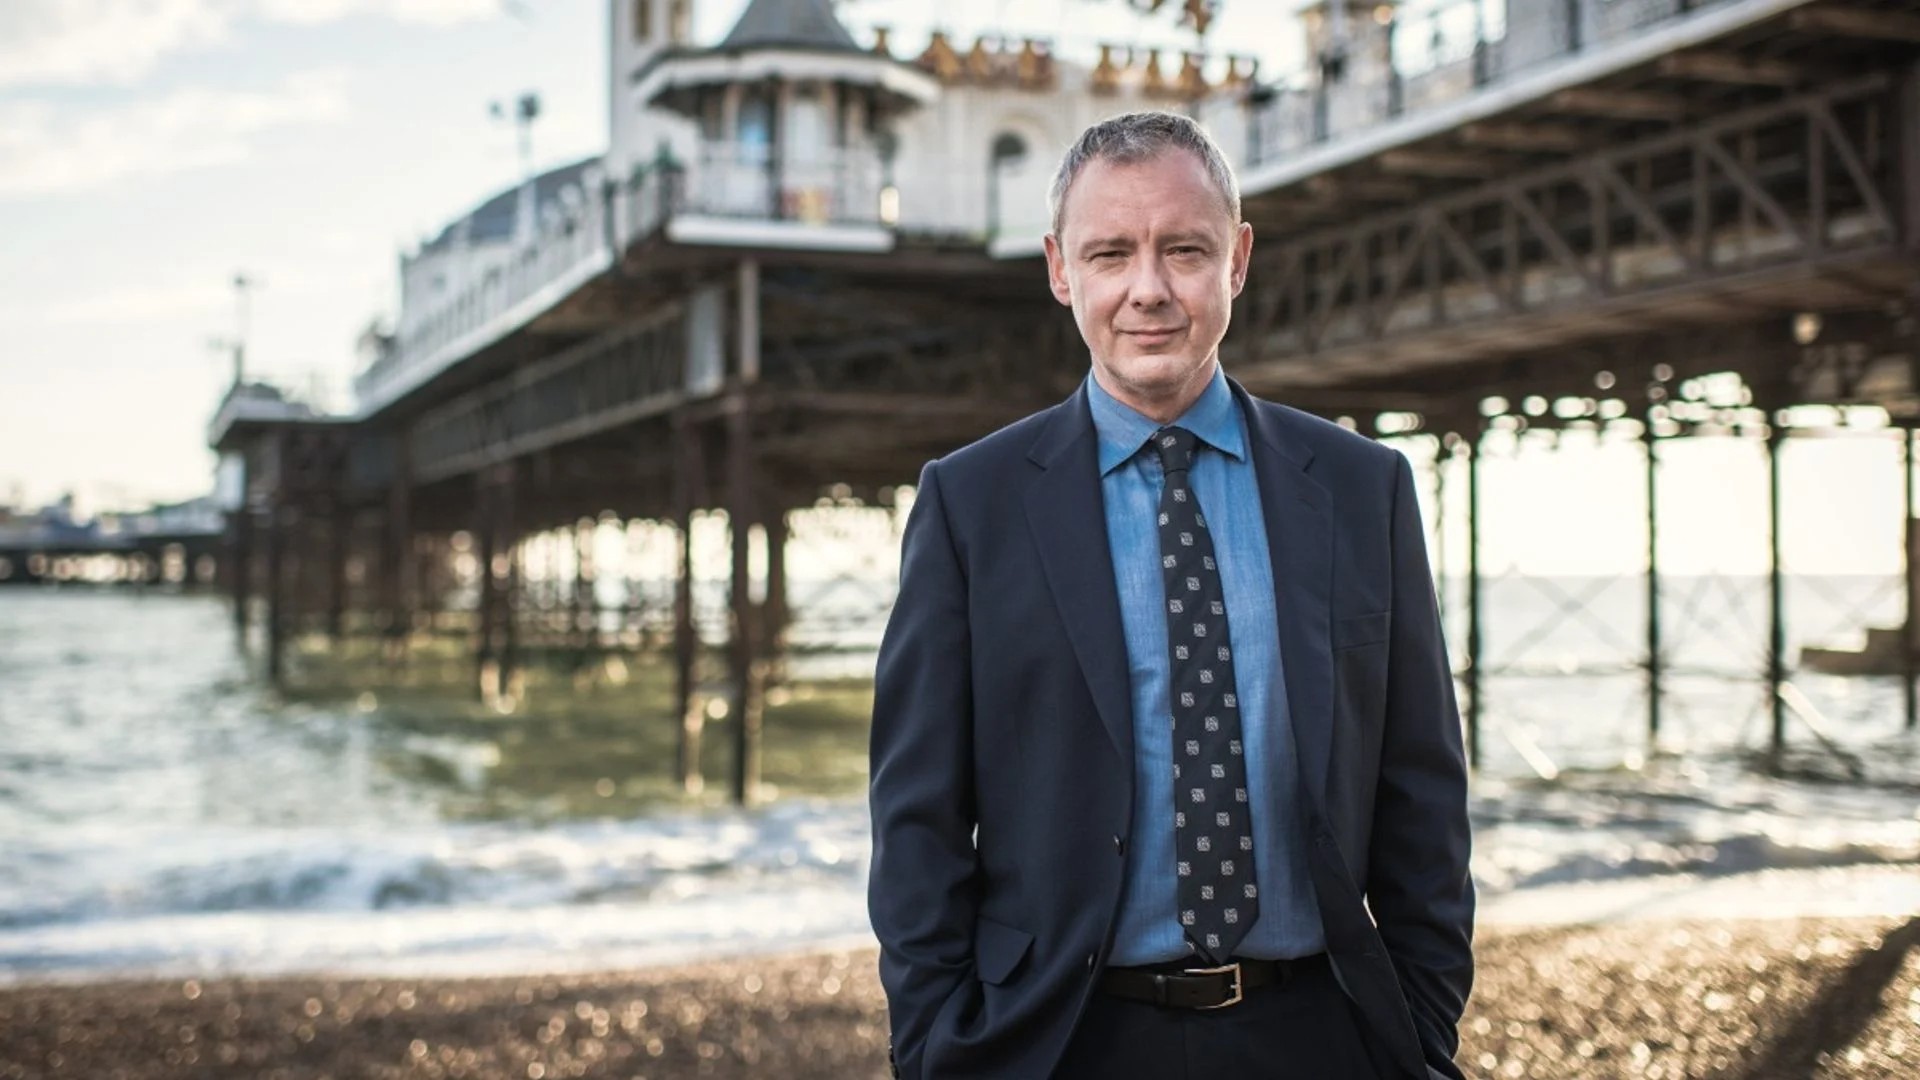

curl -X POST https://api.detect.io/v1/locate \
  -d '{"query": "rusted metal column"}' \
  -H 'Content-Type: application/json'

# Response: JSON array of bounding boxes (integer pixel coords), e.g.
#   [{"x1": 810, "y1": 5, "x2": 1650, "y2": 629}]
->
[
  {"x1": 1900, "y1": 60, "x2": 1920, "y2": 260},
  {"x1": 326, "y1": 502, "x2": 349, "y2": 646},
  {"x1": 418, "y1": 532, "x2": 440, "y2": 640},
  {"x1": 673, "y1": 413, "x2": 705, "y2": 794},
  {"x1": 1905, "y1": 425, "x2": 1916, "y2": 730},
  {"x1": 727, "y1": 257, "x2": 764, "y2": 805},
  {"x1": 498, "y1": 465, "x2": 520, "y2": 704},
  {"x1": 763, "y1": 507, "x2": 789, "y2": 686},
  {"x1": 265, "y1": 499, "x2": 286, "y2": 688},
  {"x1": 1464, "y1": 431, "x2": 1484, "y2": 772},
  {"x1": 230, "y1": 500, "x2": 253, "y2": 645},
  {"x1": 475, "y1": 474, "x2": 498, "y2": 703},
  {"x1": 727, "y1": 400, "x2": 763, "y2": 806},
  {"x1": 574, "y1": 517, "x2": 597, "y2": 667},
  {"x1": 1901, "y1": 62, "x2": 1920, "y2": 730},
  {"x1": 1766, "y1": 423, "x2": 1787, "y2": 765},
  {"x1": 1644, "y1": 419, "x2": 1664, "y2": 749},
  {"x1": 386, "y1": 436, "x2": 415, "y2": 654}
]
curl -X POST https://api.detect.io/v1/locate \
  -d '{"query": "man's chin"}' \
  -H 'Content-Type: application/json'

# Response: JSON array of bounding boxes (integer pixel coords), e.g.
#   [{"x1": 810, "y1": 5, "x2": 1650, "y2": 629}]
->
[{"x1": 1116, "y1": 353, "x2": 1207, "y2": 386}]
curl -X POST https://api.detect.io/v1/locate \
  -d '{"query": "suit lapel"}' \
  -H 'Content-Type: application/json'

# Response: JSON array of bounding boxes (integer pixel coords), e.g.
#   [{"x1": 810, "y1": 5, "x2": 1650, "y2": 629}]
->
[
  {"x1": 1024, "y1": 388, "x2": 1135, "y2": 764},
  {"x1": 1233, "y1": 380, "x2": 1334, "y2": 812}
]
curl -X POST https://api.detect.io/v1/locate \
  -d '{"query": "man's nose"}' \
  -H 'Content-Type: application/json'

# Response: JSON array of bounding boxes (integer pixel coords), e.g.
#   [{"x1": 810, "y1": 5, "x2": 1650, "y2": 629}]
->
[{"x1": 1128, "y1": 255, "x2": 1171, "y2": 308}]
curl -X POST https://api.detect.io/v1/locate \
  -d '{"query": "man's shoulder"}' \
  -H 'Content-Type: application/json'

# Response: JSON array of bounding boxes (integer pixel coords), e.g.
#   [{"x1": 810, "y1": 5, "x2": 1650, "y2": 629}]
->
[
  {"x1": 1238, "y1": 390, "x2": 1401, "y2": 473},
  {"x1": 924, "y1": 395, "x2": 1073, "y2": 485}
]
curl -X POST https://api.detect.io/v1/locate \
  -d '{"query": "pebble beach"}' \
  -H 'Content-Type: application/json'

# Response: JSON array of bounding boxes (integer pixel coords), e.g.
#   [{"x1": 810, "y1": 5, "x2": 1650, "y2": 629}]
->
[{"x1": 5, "y1": 914, "x2": 1917, "y2": 1079}]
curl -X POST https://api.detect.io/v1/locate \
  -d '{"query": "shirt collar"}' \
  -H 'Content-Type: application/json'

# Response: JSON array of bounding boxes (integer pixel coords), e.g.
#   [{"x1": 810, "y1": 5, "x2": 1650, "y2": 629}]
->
[{"x1": 1086, "y1": 364, "x2": 1246, "y2": 476}]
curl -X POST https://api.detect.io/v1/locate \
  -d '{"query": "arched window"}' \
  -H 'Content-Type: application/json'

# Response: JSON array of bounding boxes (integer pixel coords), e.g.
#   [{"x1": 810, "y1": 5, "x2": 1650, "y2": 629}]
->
[
  {"x1": 990, "y1": 132, "x2": 1028, "y2": 169},
  {"x1": 986, "y1": 132, "x2": 1031, "y2": 240}
]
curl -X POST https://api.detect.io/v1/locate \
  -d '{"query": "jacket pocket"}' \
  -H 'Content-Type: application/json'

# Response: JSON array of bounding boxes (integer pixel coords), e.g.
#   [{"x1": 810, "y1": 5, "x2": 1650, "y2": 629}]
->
[
  {"x1": 974, "y1": 915, "x2": 1035, "y2": 985},
  {"x1": 1333, "y1": 611, "x2": 1391, "y2": 650}
]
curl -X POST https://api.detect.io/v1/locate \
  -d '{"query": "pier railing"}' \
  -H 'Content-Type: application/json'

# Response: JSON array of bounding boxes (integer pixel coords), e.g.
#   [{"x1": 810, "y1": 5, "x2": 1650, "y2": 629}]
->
[
  {"x1": 1248, "y1": 0, "x2": 1761, "y2": 167},
  {"x1": 626, "y1": 143, "x2": 888, "y2": 228},
  {"x1": 355, "y1": 142, "x2": 891, "y2": 419},
  {"x1": 407, "y1": 300, "x2": 694, "y2": 485}
]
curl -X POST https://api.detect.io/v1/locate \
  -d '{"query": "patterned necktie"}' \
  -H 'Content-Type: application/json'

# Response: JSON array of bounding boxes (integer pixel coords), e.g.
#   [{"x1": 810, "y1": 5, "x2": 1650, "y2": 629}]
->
[{"x1": 1152, "y1": 425, "x2": 1258, "y2": 966}]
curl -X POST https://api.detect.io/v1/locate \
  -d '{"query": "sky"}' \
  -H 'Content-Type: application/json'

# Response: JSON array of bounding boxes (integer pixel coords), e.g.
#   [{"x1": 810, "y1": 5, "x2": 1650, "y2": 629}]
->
[{"x1": 0, "y1": 0, "x2": 1900, "y2": 578}]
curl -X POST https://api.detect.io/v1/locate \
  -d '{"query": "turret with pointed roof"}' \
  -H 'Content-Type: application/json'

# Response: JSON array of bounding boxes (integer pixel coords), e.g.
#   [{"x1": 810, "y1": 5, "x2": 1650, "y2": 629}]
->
[{"x1": 719, "y1": 0, "x2": 861, "y2": 53}]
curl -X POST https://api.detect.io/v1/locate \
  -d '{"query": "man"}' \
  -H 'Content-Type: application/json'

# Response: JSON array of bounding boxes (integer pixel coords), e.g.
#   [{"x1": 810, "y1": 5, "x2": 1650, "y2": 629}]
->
[{"x1": 868, "y1": 111, "x2": 1473, "y2": 1079}]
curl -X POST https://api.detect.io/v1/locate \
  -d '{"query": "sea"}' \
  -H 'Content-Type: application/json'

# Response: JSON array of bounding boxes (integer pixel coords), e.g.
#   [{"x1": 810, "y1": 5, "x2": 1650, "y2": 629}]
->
[{"x1": 0, "y1": 581, "x2": 1915, "y2": 986}]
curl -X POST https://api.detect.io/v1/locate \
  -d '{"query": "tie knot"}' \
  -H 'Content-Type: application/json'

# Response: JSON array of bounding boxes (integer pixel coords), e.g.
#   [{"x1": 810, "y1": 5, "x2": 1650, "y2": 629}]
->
[{"x1": 1153, "y1": 426, "x2": 1200, "y2": 475}]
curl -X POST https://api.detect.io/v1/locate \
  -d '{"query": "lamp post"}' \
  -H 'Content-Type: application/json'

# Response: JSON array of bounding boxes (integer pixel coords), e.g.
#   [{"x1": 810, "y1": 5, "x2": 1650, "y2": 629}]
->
[{"x1": 491, "y1": 92, "x2": 542, "y2": 245}]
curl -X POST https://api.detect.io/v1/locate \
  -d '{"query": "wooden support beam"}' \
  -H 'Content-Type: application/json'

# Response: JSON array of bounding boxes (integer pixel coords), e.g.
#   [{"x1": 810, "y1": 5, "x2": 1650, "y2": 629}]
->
[
  {"x1": 768, "y1": 389, "x2": 1042, "y2": 421},
  {"x1": 1457, "y1": 121, "x2": 1588, "y2": 154},
  {"x1": 1303, "y1": 172, "x2": 1425, "y2": 202},
  {"x1": 1656, "y1": 51, "x2": 1809, "y2": 88},
  {"x1": 1378, "y1": 148, "x2": 1501, "y2": 180},
  {"x1": 1550, "y1": 86, "x2": 1691, "y2": 121},
  {"x1": 1789, "y1": 6, "x2": 1920, "y2": 44}
]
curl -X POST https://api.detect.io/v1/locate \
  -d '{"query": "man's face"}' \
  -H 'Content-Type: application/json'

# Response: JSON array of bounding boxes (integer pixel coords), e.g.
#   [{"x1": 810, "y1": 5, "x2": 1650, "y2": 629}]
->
[{"x1": 1044, "y1": 149, "x2": 1252, "y2": 420}]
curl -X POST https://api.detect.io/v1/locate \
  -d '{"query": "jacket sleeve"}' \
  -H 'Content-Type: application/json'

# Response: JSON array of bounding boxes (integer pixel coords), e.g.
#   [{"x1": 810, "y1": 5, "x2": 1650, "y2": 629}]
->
[
  {"x1": 1368, "y1": 451, "x2": 1476, "y2": 1080},
  {"x1": 868, "y1": 459, "x2": 981, "y2": 1080}
]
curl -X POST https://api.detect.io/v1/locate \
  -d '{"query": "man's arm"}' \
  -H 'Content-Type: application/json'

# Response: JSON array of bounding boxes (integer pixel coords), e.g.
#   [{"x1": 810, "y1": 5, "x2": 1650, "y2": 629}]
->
[
  {"x1": 868, "y1": 459, "x2": 981, "y2": 1080},
  {"x1": 1369, "y1": 451, "x2": 1476, "y2": 1080}
]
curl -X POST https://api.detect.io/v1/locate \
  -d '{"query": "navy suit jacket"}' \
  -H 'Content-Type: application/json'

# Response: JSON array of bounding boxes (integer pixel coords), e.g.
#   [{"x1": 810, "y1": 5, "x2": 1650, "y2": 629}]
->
[{"x1": 868, "y1": 377, "x2": 1474, "y2": 1079}]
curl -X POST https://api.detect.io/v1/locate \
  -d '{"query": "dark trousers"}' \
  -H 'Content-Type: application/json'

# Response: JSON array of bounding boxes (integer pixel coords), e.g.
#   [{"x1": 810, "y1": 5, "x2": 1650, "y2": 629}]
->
[{"x1": 1053, "y1": 955, "x2": 1387, "y2": 1079}]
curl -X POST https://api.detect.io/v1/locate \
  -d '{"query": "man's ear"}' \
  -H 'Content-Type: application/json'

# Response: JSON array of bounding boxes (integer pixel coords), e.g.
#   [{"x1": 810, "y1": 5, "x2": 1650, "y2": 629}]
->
[
  {"x1": 1043, "y1": 233, "x2": 1074, "y2": 307},
  {"x1": 1228, "y1": 221, "x2": 1253, "y2": 299}
]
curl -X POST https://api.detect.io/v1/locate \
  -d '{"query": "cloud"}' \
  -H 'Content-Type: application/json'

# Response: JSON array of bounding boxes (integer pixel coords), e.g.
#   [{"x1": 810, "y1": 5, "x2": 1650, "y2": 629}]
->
[
  {"x1": 0, "y1": 0, "x2": 231, "y2": 88},
  {"x1": 253, "y1": 0, "x2": 506, "y2": 27},
  {"x1": 0, "y1": 70, "x2": 350, "y2": 198},
  {"x1": 0, "y1": 0, "x2": 505, "y2": 89}
]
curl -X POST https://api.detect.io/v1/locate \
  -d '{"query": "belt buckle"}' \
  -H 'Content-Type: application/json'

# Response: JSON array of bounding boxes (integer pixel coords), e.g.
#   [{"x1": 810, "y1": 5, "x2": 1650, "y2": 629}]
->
[{"x1": 1188, "y1": 961, "x2": 1243, "y2": 1009}]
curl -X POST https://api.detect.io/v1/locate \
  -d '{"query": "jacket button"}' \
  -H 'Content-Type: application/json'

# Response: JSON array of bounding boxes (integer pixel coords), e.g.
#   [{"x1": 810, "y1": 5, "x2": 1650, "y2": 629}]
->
[
  {"x1": 1112, "y1": 834, "x2": 1126, "y2": 856},
  {"x1": 1086, "y1": 951, "x2": 1098, "y2": 971}
]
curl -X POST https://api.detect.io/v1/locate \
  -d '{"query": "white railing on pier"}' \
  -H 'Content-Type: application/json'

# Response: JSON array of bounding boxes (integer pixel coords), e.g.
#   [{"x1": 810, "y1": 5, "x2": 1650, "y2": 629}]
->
[
  {"x1": 356, "y1": 194, "x2": 615, "y2": 418},
  {"x1": 354, "y1": 142, "x2": 891, "y2": 418},
  {"x1": 1246, "y1": 0, "x2": 1776, "y2": 169}
]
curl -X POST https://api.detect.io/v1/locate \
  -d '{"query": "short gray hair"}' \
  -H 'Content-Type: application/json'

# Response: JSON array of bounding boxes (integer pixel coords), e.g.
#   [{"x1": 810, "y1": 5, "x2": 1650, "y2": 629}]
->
[{"x1": 1047, "y1": 111, "x2": 1240, "y2": 237}]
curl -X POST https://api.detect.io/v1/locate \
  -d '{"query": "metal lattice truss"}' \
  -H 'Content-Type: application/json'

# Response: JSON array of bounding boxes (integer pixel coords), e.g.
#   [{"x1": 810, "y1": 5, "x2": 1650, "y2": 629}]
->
[
  {"x1": 410, "y1": 304, "x2": 690, "y2": 484},
  {"x1": 1230, "y1": 74, "x2": 1909, "y2": 387}
]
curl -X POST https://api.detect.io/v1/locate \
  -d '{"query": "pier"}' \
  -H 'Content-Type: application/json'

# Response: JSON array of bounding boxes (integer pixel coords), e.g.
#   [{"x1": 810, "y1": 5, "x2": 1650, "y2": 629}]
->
[
  {"x1": 207, "y1": 0, "x2": 1920, "y2": 801},
  {"x1": 0, "y1": 496, "x2": 225, "y2": 588}
]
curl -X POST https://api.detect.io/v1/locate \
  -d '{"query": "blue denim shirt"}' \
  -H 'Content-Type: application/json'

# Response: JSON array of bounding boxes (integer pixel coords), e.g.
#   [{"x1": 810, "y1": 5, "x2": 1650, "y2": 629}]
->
[{"x1": 1086, "y1": 366, "x2": 1325, "y2": 964}]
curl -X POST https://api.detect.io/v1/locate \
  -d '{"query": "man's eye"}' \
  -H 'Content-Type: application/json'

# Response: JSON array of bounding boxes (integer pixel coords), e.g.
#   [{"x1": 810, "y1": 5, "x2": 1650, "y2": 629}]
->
[{"x1": 1090, "y1": 251, "x2": 1122, "y2": 260}]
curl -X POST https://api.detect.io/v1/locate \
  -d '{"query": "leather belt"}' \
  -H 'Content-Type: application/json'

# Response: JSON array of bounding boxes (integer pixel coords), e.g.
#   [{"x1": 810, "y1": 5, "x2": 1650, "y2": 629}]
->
[{"x1": 1096, "y1": 953, "x2": 1325, "y2": 1010}]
